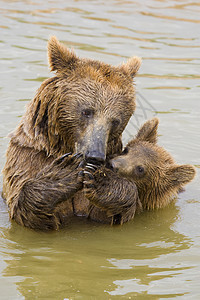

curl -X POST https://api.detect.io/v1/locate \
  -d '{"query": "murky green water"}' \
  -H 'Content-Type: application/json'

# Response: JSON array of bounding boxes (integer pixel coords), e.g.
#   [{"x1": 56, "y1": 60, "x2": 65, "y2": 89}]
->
[{"x1": 0, "y1": 1, "x2": 200, "y2": 299}]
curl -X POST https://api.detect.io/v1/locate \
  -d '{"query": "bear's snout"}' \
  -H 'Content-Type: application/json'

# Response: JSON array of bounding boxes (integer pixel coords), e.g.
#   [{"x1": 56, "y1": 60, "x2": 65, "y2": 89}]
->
[
  {"x1": 110, "y1": 159, "x2": 119, "y2": 172},
  {"x1": 83, "y1": 122, "x2": 108, "y2": 163},
  {"x1": 110, "y1": 157, "x2": 128, "y2": 175},
  {"x1": 84, "y1": 130, "x2": 107, "y2": 163},
  {"x1": 85, "y1": 150, "x2": 105, "y2": 163}
]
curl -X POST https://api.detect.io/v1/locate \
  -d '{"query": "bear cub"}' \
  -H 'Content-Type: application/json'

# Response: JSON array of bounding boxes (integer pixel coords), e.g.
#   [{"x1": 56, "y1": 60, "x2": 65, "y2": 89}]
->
[
  {"x1": 84, "y1": 118, "x2": 196, "y2": 223},
  {"x1": 110, "y1": 118, "x2": 196, "y2": 210}
]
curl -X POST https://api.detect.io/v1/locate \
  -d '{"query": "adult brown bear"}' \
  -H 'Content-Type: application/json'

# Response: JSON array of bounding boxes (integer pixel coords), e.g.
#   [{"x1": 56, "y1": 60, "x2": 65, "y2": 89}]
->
[{"x1": 2, "y1": 36, "x2": 141, "y2": 230}]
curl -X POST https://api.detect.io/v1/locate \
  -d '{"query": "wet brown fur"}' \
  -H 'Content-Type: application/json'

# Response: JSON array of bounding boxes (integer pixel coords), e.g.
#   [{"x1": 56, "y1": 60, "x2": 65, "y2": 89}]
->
[
  {"x1": 2, "y1": 36, "x2": 141, "y2": 230},
  {"x1": 110, "y1": 118, "x2": 196, "y2": 210},
  {"x1": 83, "y1": 166, "x2": 142, "y2": 225}
]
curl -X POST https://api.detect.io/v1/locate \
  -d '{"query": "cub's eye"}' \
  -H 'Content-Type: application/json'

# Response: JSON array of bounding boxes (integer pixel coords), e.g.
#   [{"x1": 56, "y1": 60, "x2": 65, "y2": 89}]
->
[
  {"x1": 112, "y1": 119, "x2": 120, "y2": 128},
  {"x1": 82, "y1": 109, "x2": 94, "y2": 118},
  {"x1": 122, "y1": 147, "x2": 129, "y2": 155},
  {"x1": 136, "y1": 165, "x2": 145, "y2": 175}
]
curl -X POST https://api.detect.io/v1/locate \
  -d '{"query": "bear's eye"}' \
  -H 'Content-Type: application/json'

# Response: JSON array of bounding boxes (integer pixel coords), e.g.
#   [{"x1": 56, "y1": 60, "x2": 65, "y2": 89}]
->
[
  {"x1": 122, "y1": 147, "x2": 129, "y2": 155},
  {"x1": 112, "y1": 119, "x2": 120, "y2": 128},
  {"x1": 136, "y1": 165, "x2": 145, "y2": 175},
  {"x1": 82, "y1": 109, "x2": 94, "y2": 118}
]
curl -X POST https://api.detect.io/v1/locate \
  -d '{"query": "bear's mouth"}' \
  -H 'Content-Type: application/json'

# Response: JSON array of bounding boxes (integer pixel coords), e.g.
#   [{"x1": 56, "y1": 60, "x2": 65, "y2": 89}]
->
[
  {"x1": 85, "y1": 157, "x2": 105, "y2": 167},
  {"x1": 83, "y1": 157, "x2": 116, "y2": 173}
]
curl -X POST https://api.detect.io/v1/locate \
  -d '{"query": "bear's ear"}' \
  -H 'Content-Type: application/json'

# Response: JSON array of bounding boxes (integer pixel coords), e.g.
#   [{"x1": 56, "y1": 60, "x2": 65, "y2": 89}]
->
[
  {"x1": 48, "y1": 36, "x2": 78, "y2": 72},
  {"x1": 166, "y1": 164, "x2": 196, "y2": 188},
  {"x1": 136, "y1": 117, "x2": 159, "y2": 144},
  {"x1": 120, "y1": 56, "x2": 142, "y2": 78}
]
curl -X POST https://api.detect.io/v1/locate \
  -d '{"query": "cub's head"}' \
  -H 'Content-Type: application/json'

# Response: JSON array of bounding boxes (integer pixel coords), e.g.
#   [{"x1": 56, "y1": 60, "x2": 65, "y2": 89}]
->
[
  {"x1": 110, "y1": 118, "x2": 196, "y2": 209},
  {"x1": 31, "y1": 36, "x2": 141, "y2": 158}
]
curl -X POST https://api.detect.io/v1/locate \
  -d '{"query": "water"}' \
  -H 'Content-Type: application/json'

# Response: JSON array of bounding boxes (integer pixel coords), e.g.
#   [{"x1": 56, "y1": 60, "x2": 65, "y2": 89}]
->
[{"x1": 0, "y1": 0, "x2": 200, "y2": 299}]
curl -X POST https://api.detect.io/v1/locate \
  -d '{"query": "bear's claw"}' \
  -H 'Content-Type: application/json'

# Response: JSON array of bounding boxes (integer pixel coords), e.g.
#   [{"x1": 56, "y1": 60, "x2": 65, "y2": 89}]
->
[
  {"x1": 55, "y1": 152, "x2": 83, "y2": 166},
  {"x1": 72, "y1": 152, "x2": 83, "y2": 159},
  {"x1": 84, "y1": 163, "x2": 98, "y2": 172},
  {"x1": 83, "y1": 170, "x2": 94, "y2": 179},
  {"x1": 55, "y1": 152, "x2": 72, "y2": 164}
]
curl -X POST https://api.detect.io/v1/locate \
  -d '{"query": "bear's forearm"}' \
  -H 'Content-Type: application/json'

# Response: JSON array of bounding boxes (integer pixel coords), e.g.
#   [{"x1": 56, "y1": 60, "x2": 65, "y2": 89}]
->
[
  {"x1": 10, "y1": 177, "x2": 82, "y2": 230},
  {"x1": 88, "y1": 178, "x2": 138, "y2": 214},
  {"x1": 8, "y1": 174, "x2": 83, "y2": 230},
  {"x1": 84, "y1": 167, "x2": 140, "y2": 222},
  {"x1": 6, "y1": 154, "x2": 84, "y2": 230}
]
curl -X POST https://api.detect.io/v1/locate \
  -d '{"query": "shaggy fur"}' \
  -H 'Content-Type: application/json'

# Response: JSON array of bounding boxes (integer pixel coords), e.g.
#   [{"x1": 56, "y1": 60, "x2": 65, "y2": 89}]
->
[
  {"x1": 83, "y1": 118, "x2": 195, "y2": 224},
  {"x1": 83, "y1": 166, "x2": 142, "y2": 225},
  {"x1": 110, "y1": 118, "x2": 196, "y2": 210},
  {"x1": 2, "y1": 36, "x2": 141, "y2": 230}
]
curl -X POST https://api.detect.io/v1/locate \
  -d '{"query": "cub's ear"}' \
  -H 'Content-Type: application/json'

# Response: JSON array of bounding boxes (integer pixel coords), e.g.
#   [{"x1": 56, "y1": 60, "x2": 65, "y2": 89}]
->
[
  {"x1": 48, "y1": 36, "x2": 78, "y2": 72},
  {"x1": 166, "y1": 164, "x2": 196, "y2": 188},
  {"x1": 136, "y1": 117, "x2": 159, "y2": 144},
  {"x1": 120, "y1": 56, "x2": 142, "y2": 78}
]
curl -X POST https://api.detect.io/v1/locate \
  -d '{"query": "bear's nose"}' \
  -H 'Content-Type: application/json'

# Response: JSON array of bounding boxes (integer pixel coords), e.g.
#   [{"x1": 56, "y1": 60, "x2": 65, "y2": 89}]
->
[
  {"x1": 85, "y1": 150, "x2": 106, "y2": 163},
  {"x1": 110, "y1": 160, "x2": 119, "y2": 172}
]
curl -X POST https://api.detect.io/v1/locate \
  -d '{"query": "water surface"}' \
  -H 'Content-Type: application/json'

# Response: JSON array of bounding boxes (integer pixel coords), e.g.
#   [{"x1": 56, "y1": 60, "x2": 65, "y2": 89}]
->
[{"x1": 0, "y1": 1, "x2": 200, "y2": 299}]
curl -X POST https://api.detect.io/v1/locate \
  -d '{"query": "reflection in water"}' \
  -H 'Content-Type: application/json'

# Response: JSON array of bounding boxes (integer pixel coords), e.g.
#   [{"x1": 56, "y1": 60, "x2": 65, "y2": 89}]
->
[
  {"x1": 0, "y1": 0, "x2": 200, "y2": 299},
  {"x1": 1, "y1": 204, "x2": 191, "y2": 299}
]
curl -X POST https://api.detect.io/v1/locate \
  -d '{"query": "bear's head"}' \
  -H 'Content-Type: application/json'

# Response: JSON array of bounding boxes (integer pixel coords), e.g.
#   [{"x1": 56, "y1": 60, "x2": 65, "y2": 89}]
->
[
  {"x1": 110, "y1": 118, "x2": 196, "y2": 210},
  {"x1": 30, "y1": 36, "x2": 141, "y2": 159}
]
